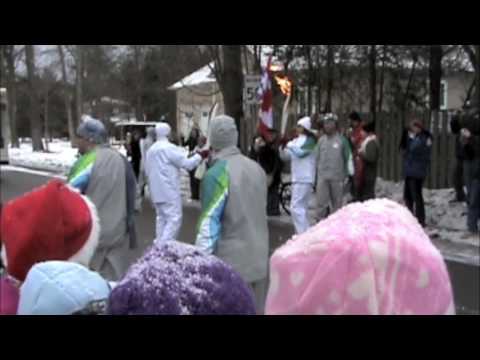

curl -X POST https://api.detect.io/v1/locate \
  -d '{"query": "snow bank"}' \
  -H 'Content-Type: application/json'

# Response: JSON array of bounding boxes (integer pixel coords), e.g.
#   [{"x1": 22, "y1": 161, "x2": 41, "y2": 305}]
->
[
  {"x1": 375, "y1": 178, "x2": 470, "y2": 233},
  {"x1": 9, "y1": 141, "x2": 78, "y2": 174}
]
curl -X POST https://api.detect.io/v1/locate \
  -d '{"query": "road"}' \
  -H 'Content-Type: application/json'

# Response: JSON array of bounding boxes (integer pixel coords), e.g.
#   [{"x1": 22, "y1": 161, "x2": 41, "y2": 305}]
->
[{"x1": 1, "y1": 168, "x2": 478, "y2": 315}]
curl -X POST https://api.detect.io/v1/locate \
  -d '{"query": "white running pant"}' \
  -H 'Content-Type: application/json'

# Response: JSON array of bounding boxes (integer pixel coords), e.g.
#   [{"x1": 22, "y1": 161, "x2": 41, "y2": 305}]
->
[
  {"x1": 291, "y1": 183, "x2": 314, "y2": 234},
  {"x1": 154, "y1": 199, "x2": 183, "y2": 244}
]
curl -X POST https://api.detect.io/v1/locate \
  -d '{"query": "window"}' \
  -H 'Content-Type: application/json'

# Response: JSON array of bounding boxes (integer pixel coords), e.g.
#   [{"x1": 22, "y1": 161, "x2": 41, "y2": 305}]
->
[{"x1": 440, "y1": 80, "x2": 448, "y2": 110}]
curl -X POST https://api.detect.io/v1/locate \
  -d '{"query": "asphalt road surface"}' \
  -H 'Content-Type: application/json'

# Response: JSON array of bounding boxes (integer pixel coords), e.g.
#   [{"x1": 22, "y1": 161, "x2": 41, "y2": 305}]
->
[{"x1": 1, "y1": 168, "x2": 478, "y2": 315}]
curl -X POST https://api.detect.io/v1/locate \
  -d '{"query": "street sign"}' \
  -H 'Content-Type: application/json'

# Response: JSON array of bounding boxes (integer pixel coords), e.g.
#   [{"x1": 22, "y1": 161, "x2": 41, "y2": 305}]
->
[{"x1": 244, "y1": 75, "x2": 261, "y2": 105}]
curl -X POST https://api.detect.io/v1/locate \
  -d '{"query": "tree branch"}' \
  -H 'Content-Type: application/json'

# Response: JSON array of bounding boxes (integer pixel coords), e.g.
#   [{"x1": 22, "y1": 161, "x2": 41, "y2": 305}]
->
[{"x1": 463, "y1": 45, "x2": 477, "y2": 69}]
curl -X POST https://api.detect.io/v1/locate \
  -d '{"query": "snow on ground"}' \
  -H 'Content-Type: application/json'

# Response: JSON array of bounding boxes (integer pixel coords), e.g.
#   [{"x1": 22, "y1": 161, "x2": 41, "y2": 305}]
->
[
  {"x1": 8, "y1": 139, "x2": 128, "y2": 175},
  {"x1": 9, "y1": 140, "x2": 78, "y2": 175},
  {"x1": 375, "y1": 178, "x2": 479, "y2": 265}
]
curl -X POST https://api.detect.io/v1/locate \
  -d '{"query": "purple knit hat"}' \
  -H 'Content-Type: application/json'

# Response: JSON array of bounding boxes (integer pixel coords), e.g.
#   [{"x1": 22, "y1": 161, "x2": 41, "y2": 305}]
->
[{"x1": 107, "y1": 242, "x2": 256, "y2": 315}]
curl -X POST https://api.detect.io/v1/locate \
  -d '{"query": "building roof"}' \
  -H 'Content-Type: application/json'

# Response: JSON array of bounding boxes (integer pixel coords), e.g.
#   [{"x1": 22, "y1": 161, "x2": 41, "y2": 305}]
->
[
  {"x1": 114, "y1": 121, "x2": 159, "y2": 127},
  {"x1": 168, "y1": 62, "x2": 216, "y2": 91}
]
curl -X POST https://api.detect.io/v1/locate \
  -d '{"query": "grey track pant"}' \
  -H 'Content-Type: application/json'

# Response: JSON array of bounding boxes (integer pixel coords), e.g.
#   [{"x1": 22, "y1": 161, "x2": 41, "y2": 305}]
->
[{"x1": 316, "y1": 177, "x2": 344, "y2": 220}]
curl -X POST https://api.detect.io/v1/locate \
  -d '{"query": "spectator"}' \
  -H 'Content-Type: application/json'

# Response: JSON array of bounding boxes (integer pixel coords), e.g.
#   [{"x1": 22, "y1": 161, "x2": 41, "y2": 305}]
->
[
  {"x1": 186, "y1": 127, "x2": 200, "y2": 153},
  {"x1": 125, "y1": 132, "x2": 132, "y2": 159},
  {"x1": 1, "y1": 180, "x2": 101, "y2": 314},
  {"x1": 348, "y1": 112, "x2": 367, "y2": 201},
  {"x1": 450, "y1": 113, "x2": 467, "y2": 203},
  {"x1": 108, "y1": 242, "x2": 257, "y2": 315},
  {"x1": 68, "y1": 116, "x2": 137, "y2": 281},
  {"x1": 358, "y1": 121, "x2": 380, "y2": 201},
  {"x1": 281, "y1": 117, "x2": 318, "y2": 234},
  {"x1": 249, "y1": 130, "x2": 283, "y2": 216},
  {"x1": 265, "y1": 199, "x2": 455, "y2": 315},
  {"x1": 145, "y1": 123, "x2": 205, "y2": 244},
  {"x1": 195, "y1": 115, "x2": 269, "y2": 313},
  {"x1": 130, "y1": 130, "x2": 142, "y2": 180},
  {"x1": 138, "y1": 127, "x2": 156, "y2": 199},
  {"x1": 459, "y1": 103, "x2": 480, "y2": 238},
  {"x1": 190, "y1": 135, "x2": 208, "y2": 201},
  {"x1": 17, "y1": 261, "x2": 112, "y2": 316},
  {"x1": 316, "y1": 114, "x2": 354, "y2": 221},
  {"x1": 400, "y1": 120, "x2": 432, "y2": 228}
]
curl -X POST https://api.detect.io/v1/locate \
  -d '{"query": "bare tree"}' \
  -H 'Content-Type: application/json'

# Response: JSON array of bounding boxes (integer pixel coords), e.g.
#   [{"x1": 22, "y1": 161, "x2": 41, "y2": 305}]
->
[
  {"x1": 75, "y1": 45, "x2": 84, "y2": 126},
  {"x1": 2, "y1": 45, "x2": 20, "y2": 147},
  {"x1": 201, "y1": 45, "x2": 244, "y2": 147},
  {"x1": 476, "y1": 45, "x2": 480, "y2": 106},
  {"x1": 459, "y1": 45, "x2": 479, "y2": 105},
  {"x1": 132, "y1": 45, "x2": 147, "y2": 122},
  {"x1": 39, "y1": 68, "x2": 60, "y2": 150},
  {"x1": 57, "y1": 45, "x2": 75, "y2": 146},
  {"x1": 325, "y1": 45, "x2": 334, "y2": 113},
  {"x1": 222, "y1": 45, "x2": 244, "y2": 134},
  {"x1": 369, "y1": 45, "x2": 377, "y2": 122},
  {"x1": 24, "y1": 45, "x2": 44, "y2": 151},
  {"x1": 304, "y1": 45, "x2": 314, "y2": 115},
  {"x1": 378, "y1": 45, "x2": 387, "y2": 114},
  {"x1": 429, "y1": 45, "x2": 443, "y2": 111}
]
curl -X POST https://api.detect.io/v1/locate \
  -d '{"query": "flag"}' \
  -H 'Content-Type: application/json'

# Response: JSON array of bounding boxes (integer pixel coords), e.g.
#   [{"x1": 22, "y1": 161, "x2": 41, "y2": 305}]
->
[{"x1": 257, "y1": 56, "x2": 273, "y2": 140}]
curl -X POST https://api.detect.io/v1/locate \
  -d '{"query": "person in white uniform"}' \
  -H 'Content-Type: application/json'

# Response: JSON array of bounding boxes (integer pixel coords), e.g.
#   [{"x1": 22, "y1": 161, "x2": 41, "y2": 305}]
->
[
  {"x1": 145, "y1": 123, "x2": 206, "y2": 244},
  {"x1": 281, "y1": 117, "x2": 318, "y2": 234}
]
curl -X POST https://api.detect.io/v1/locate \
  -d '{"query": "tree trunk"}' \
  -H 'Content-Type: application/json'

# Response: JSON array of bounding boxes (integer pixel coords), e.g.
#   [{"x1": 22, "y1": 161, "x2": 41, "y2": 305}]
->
[
  {"x1": 3, "y1": 45, "x2": 19, "y2": 148},
  {"x1": 429, "y1": 45, "x2": 443, "y2": 111},
  {"x1": 57, "y1": 45, "x2": 75, "y2": 146},
  {"x1": 221, "y1": 45, "x2": 244, "y2": 148},
  {"x1": 476, "y1": 45, "x2": 480, "y2": 107},
  {"x1": 378, "y1": 45, "x2": 387, "y2": 114},
  {"x1": 314, "y1": 48, "x2": 322, "y2": 114},
  {"x1": 133, "y1": 45, "x2": 145, "y2": 123},
  {"x1": 44, "y1": 89, "x2": 50, "y2": 151},
  {"x1": 24, "y1": 45, "x2": 44, "y2": 152},
  {"x1": 324, "y1": 45, "x2": 334, "y2": 113},
  {"x1": 401, "y1": 55, "x2": 418, "y2": 122},
  {"x1": 75, "y1": 45, "x2": 84, "y2": 126},
  {"x1": 369, "y1": 45, "x2": 377, "y2": 122},
  {"x1": 305, "y1": 46, "x2": 313, "y2": 115}
]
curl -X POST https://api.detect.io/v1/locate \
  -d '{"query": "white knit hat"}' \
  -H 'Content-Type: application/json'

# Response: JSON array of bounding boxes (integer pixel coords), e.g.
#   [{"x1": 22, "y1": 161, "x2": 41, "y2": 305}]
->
[
  {"x1": 156, "y1": 123, "x2": 171, "y2": 139},
  {"x1": 297, "y1": 117, "x2": 312, "y2": 131},
  {"x1": 210, "y1": 115, "x2": 238, "y2": 151}
]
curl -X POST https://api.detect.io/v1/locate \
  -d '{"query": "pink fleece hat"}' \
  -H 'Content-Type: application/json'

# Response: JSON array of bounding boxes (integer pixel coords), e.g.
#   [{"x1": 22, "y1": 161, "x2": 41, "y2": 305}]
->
[{"x1": 266, "y1": 199, "x2": 455, "y2": 315}]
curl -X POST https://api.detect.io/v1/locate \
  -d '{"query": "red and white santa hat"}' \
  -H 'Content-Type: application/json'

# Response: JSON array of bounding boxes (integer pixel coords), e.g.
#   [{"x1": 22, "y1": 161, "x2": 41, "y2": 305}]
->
[{"x1": 0, "y1": 180, "x2": 100, "y2": 282}]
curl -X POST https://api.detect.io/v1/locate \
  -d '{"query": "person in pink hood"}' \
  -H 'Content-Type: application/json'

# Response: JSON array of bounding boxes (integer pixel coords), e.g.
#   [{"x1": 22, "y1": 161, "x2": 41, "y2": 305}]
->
[{"x1": 265, "y1": 199, "x2": 455, "y2": 315}]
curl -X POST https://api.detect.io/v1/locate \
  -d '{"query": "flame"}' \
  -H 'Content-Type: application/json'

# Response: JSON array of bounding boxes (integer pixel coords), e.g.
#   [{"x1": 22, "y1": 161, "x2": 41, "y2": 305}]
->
[
  {"x1": 275, "y1": 75, "x2": 292, "y2": 96},
  {"x1": 269, "y1": 64, "x2": 284, "y2": 72}
]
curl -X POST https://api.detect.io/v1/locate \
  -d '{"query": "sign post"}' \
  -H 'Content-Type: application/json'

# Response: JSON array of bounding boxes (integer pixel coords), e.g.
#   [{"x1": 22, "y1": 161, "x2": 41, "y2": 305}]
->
[{"x1": 244, "y1": 75, "x2": 261, "y2": 105}]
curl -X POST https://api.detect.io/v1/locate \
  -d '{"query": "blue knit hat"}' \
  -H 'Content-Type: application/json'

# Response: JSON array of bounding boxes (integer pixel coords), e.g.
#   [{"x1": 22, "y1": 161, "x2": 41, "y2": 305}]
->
[
  {"x1": 108, "y1": 242, "x2": 256, "y2": 315},
  {"x1": 76, "y1": 116, "x2": 107, "y2": 144},
  {"x1": 17, "y1": 261, "x2": 111, "y2": 315}
]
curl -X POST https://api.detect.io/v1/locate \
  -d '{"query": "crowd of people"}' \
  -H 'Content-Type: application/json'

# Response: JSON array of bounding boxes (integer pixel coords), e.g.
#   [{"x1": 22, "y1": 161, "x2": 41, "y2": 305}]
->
[{"x1": 0, "y1": 103, "x2": 478, "y2": 315}]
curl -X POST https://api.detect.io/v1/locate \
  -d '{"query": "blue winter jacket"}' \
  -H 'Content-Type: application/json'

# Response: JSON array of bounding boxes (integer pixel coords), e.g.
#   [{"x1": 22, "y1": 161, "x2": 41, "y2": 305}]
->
[{"x1": 403, "y1": 131, "x2": 433, "y2": 180}]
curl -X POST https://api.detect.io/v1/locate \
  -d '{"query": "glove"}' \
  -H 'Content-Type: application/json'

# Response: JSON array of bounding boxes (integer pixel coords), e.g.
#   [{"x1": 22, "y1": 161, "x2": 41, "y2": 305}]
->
[{"x1": 197, "y1": 149, "x2": 210, "y2": 160}]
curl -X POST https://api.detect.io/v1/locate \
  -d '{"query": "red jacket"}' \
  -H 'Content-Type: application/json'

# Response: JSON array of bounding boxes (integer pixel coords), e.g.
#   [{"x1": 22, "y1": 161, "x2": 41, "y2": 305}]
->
[{"x1": 350, "y1": 126, "x2": 367, "y2": 190}]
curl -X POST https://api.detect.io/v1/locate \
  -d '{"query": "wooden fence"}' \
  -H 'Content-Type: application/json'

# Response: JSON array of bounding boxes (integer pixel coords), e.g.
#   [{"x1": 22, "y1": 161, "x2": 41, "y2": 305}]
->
[{"x1": 373, "y1": 111, "x2": 456, "y2": 190}]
